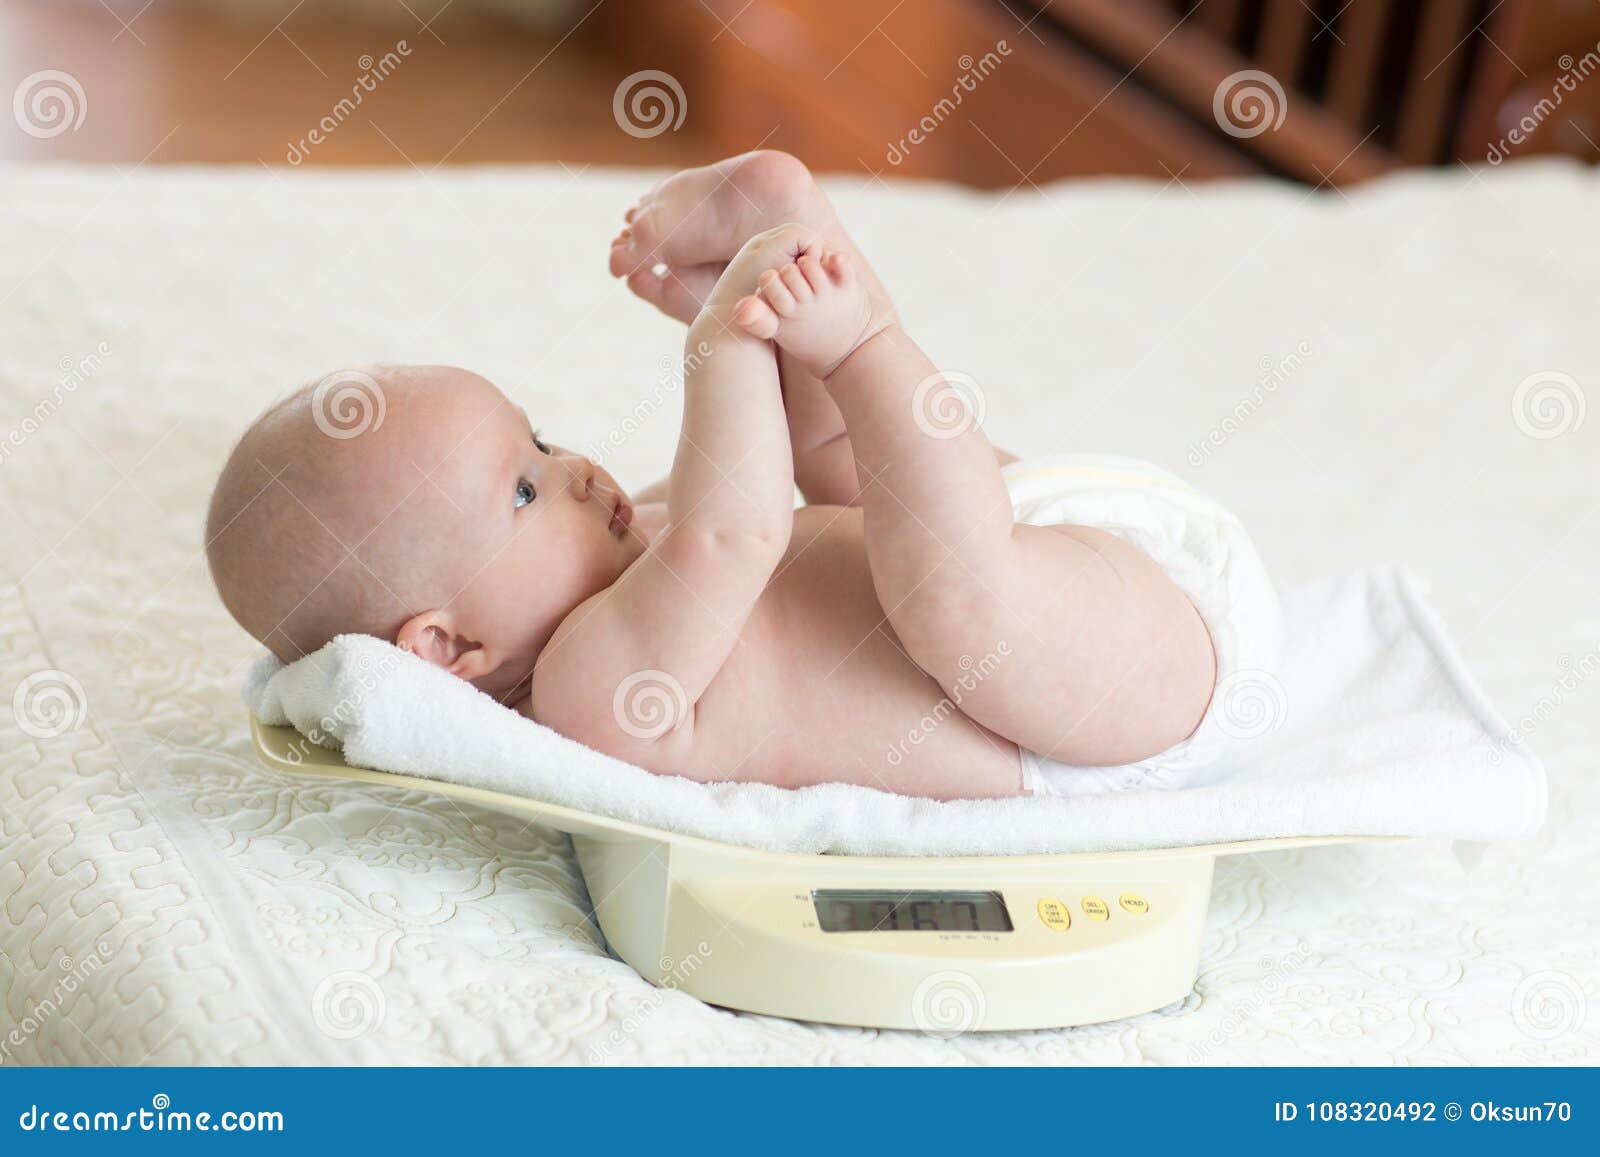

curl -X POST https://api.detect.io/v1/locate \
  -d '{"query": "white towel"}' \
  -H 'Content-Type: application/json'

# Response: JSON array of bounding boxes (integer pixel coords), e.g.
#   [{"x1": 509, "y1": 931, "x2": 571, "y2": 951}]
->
[{"x1": 242, "y1": 566, "x2": 1545, "y2": 856}]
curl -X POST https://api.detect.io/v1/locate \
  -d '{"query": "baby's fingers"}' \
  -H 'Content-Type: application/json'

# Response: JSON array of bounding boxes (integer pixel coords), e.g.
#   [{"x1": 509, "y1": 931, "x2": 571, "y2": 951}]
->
[{"x1": 733, "y1": 294, "x2": 781, "y2": 341}]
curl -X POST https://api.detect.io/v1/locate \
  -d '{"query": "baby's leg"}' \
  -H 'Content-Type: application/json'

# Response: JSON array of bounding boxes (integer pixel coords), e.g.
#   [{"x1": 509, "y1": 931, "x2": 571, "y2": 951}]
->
[{"x1": 735, "y1": 250, "x2": 1217, "y2": 766}]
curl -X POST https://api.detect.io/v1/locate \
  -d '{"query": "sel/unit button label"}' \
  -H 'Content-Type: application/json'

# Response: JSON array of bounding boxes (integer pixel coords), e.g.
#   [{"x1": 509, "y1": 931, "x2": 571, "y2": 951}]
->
[{"x1": 1080, "y1": 896, "x2": 1110, "y2": 921}]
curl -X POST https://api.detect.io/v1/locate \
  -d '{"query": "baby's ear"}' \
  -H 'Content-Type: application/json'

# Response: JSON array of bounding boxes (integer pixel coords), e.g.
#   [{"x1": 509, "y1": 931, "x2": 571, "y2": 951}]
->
[{"x1": 395, "y1": 611, "x2": 496, "y2": 680}]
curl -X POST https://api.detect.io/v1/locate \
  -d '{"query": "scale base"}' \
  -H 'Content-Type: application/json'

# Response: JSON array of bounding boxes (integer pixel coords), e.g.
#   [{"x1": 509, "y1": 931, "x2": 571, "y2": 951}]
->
[
  {"x1": 247, "y1": 719, "x2": 1370, "y2": 1035},
  {"x1": 575, "y1": 831, "x2": 1216, "y2": 1032}
]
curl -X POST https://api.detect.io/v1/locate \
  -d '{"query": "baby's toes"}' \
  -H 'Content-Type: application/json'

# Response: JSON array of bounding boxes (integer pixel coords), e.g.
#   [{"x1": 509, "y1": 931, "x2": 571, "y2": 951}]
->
[
  {"x1": 733, "y1": 294, "x2": 780, "y2": 340},
  {"x1": 757, "y1": 269, "x2": 797, "y2": 315},
  {"x1": 609, "y1": 224, "x2": 647, "y2": 277},
  {"x1": 779, "y1": 262, "x2": 812, "y2": 303},
  {"x1": 821, "y1": 250, "x2": 854, "y2": 285}
]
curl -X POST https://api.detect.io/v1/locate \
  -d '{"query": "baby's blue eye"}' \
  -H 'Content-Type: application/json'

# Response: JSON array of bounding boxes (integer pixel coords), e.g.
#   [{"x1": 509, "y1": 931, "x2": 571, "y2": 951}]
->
[{"x1": 514, "y1": 479, "x2": 535, "y2": 509}]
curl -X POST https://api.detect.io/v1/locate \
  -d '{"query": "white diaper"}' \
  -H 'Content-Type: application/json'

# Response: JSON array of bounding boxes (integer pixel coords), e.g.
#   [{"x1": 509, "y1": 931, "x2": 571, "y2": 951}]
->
[{"x1": 1003, "y1": 453, "x2": 1281, "y2": 797}]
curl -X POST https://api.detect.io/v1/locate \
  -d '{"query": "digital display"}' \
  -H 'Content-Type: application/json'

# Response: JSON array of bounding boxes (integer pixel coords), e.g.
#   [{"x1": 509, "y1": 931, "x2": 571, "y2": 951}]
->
[{"x1": 812, "y1": 889, "x2": 1013, "y2": 933}]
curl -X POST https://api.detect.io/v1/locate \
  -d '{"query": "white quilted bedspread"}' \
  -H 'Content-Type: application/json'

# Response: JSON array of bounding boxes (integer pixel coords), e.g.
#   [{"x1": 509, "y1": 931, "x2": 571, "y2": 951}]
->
[{"x1": 1, "y1": 161, "x2": 1595, "y2": 1066}]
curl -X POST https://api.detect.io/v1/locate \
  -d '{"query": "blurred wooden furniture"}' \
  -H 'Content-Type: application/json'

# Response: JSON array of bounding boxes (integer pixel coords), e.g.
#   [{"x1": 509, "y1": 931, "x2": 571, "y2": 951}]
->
[
  {"x1": 596, "y1": 0, "x2": 1600, "y2": 187},
  {"x1": 1123, "y1": 0, "x2": 1600, "y2": 173},
  {"x1": 0, "y1": 0, "x2": 709, "y2": 168},
  {"x1": 10, "y1": 0, "x2": 1599, "y2": 185}
]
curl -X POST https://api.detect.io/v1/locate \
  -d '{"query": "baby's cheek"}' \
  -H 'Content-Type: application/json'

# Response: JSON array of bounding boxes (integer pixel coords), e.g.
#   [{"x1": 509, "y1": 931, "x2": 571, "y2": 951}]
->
[{"x1": 576, "y1": 535, "x2": 625, "y2": 593}]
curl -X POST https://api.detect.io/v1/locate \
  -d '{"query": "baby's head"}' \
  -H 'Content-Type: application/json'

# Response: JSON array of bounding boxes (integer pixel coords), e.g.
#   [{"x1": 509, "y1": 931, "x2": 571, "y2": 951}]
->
[{"x1": 206, "y1": 365, "x2": 642, "y2": 699}]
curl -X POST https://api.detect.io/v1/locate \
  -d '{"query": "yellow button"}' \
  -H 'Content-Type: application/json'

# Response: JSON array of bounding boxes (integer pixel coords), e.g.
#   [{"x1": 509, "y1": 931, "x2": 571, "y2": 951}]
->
[
  {"x1": 1080, "y1": 896, "x2": 1110, "y2": 921},
  {"x1": 1119, "y1": 893, "x2": 1149, "y2": 916},
  {"x1": 1036, "y1": 897, "x2": 1071, "y2": 931}
]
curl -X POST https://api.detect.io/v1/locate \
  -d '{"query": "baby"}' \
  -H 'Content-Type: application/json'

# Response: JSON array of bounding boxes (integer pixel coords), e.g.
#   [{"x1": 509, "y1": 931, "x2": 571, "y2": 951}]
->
[{"x1": 209, "y1": 152, "x2": 1261, "y2": 801}]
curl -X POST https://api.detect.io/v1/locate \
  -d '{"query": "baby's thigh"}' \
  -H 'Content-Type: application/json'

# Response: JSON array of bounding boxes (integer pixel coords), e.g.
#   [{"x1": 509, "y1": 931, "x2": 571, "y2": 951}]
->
[{"x1": 932, "y1": 522, "x2": 1216, "y2": 766}]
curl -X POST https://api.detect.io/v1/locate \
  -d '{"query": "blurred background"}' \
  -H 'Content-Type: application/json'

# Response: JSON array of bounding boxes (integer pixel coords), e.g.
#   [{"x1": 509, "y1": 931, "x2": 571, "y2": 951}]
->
[{"x1": 4, "y1": 0, "x2": 1600, "y2": 185}]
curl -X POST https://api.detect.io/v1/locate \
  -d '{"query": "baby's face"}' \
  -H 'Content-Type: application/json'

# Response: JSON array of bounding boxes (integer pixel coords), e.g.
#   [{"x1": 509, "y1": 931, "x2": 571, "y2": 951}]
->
[{"x1": 380, "y1": 368, "x2": 645, "y2": 694}]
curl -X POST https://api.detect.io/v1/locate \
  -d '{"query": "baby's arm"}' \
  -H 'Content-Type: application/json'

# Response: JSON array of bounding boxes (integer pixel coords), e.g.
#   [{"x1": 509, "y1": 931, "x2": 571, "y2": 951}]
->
[
  {"x1": 531, "y1": 230, "x2": 803, "y2": 764},
  {"x1": 633, "y1": 373, "x2": 1015, "y2": 509},
  {"x1": 625, "y1": 365, "x2": 855, "y2": 507},
  {"x1": 628, "y1": 383, "x2": 854, "y2": 508}
]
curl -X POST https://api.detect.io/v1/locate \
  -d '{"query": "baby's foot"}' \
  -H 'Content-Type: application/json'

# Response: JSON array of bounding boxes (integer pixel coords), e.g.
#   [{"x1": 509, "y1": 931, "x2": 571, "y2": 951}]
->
[
  {"x1": 611, "y1": 151, "x2": 820, "y2": 323},
  {"x1": 732, "y1": 249, "x2": 887, "y2": 376},
  {"x1": 610, "y1": 151, "x2": 899, "y2": 335}
]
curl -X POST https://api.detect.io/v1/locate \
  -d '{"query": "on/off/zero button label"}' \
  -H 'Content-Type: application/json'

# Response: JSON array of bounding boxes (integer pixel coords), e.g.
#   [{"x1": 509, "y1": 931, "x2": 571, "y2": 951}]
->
[{"x1": 1035, "y1": 897, "x2": 1071, "y2": 931}]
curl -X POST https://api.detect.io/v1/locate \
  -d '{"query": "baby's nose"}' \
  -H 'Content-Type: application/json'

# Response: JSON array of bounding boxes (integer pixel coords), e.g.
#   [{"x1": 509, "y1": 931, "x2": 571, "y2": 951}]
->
[{"x1": 561, "y1": 453, "x2": 595, "y2": 498}]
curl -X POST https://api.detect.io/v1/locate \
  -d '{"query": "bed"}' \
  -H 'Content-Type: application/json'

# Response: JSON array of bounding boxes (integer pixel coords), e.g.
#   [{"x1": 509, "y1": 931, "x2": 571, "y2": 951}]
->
[{"x1": 1, "y1": 160, "x2": 1594, "y2": 1065}]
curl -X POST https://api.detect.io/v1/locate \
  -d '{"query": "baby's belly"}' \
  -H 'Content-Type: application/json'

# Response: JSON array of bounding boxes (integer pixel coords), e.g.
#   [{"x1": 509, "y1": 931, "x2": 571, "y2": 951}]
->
[{"x1": 688, "y1": 506, "x2": 1023, "y2": 800}]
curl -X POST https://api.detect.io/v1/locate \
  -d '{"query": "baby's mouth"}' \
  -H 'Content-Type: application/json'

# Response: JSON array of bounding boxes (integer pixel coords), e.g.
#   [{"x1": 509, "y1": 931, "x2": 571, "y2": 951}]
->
[{"x1": 608, "y1": 493, "x2": 633, "y2": 536}]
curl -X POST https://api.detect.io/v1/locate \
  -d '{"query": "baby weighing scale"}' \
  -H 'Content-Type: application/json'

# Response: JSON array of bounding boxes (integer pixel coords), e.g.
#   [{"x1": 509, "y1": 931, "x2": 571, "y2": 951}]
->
[{"x1": 251, "y1": 717, "x2": 1372, "y2": 1031}]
